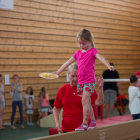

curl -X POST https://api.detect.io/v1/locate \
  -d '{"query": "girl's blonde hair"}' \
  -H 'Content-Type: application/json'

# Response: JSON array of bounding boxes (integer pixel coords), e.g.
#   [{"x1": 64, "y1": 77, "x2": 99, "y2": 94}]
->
[
  {"x1": 41, "y1": 87, "x2": 46, "y2": 99},
  {"x1": 77, "y1": 29, "x2": 95, "y2": 48}
]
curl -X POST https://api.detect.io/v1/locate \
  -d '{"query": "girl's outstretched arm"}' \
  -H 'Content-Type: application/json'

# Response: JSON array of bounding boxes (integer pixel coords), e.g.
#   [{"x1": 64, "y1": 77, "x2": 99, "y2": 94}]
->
[
  {"x1": 96, "y1": 53, "x2": 114, "y2": 71},
  {"x1": 53, "y1": 57, "x2": 76, "y2": 75}
]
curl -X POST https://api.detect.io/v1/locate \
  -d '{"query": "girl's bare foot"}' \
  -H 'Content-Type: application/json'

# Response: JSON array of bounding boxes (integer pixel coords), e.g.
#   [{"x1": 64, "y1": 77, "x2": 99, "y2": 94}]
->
[
  {"x1": 0, "y1": 126, "x2": 6, "y2": 130},
  {"x1": 11, "y1": 125, "x2": 17, "y2": 129},
  {"x1": 21, "y1": 125, "x2": 25, "y2": 129}
]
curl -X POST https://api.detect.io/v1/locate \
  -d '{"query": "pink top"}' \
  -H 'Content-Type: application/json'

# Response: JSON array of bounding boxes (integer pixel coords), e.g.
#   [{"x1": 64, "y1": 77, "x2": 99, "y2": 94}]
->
[
  {"x1": 0, "y1": 84, "x2": 4, "y2": 101},
  {"x1": 73, "y1": 48, "x2": 99, "y2": 84},
  {"x1": 41, "y1": 94, "x2": 49, "y2": 107}
]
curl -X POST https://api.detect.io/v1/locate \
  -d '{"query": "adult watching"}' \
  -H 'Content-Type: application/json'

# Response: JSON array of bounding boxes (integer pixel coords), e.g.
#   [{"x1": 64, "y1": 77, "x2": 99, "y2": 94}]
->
[{"x1": 53, "y1": 63, "x2": 104, "y2": 132}]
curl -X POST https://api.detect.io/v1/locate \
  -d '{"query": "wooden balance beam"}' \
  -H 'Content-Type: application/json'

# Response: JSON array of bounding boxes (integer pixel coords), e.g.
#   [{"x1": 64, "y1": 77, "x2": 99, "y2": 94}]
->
[{"x1": 28, "y1": 119, "x2": 140, "y2": 140}]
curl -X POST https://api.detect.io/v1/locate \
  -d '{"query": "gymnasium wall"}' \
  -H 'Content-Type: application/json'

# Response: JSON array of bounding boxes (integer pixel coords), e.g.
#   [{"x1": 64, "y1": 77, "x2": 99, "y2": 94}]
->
[{"x1": 0, "y1": 0, "x2": 140, "y2": 123}]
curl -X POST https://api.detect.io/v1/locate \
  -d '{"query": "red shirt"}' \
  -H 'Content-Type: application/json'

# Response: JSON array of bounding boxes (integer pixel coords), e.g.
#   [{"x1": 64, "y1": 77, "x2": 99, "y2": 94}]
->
[
  {"x1": 135, "y1": 71, "x2": 140, "y2": 77},
  {"x1": 53, "y1": 83, "x2": 98, "y2": 132},
  {"x1": 135, "y1": 71, "x2": 140, "y2": 86}
]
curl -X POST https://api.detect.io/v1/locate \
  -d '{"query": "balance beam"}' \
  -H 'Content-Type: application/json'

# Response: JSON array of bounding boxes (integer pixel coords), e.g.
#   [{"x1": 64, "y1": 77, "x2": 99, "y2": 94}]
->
[{"x1": 28, "y1": 119, "x2": 140, "y2": 140}]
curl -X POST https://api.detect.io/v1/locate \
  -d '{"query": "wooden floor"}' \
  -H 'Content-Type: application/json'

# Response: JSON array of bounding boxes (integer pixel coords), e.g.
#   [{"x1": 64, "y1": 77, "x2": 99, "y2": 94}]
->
[{"x1": 0, "y1": 107, "x2": 131, "y2": 140}]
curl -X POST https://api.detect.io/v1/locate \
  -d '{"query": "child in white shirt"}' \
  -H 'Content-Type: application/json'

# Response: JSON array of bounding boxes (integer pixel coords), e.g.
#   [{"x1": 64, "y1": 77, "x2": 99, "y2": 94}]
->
[
  {"x1": 24, "y1": 87, "x2": 34, "y2": 125},
  {"x1": 128, "y1": 74, "x2": 140, "y2": 120}
]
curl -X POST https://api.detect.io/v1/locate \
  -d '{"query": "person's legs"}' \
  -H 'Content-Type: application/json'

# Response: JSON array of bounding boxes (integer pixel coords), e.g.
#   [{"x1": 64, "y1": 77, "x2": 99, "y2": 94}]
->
[
  {"x1": 41, "y1": 108, "x2": 48, "y2": 118},
  {"x1": 26, "y1": 113, "x2": 29, "y2": 123},
  {"x1": 82, "y1": 90, "x2": 91, "y2": 124},
  {"x1": 11, "y1": 101, "x2": 17, "y2": 129},
  {"x1": 17, "y1": 101, "x2": 24, "y2": 128},
  {"x1": 75, "y1": 89, "x2": 91, "y2": 131},
  {"x1": 44, "y1": 111, "x2": 48, "y2": 117},
  {"x1": 0, "y1": 107, "x2": 5, "y2": 129},
  {"x1": 75, "y1": 83, "x2": 96, "y2": 131},
  {"x1": 139, "y1": 114, "x2": 140, "y2": 119},
  {"x1": 105, "y1": 103, "x2": 110, "y2": 118},
  {"x1": 29, "y1": 114, "x2": 34, "y2": 125},
  {"x1": 132, "y1": 114, "x2": 140, "y2": 120},
  {"x1": 42, "y1": 112, "x2": 45, "y2": 118},
  {"x1": 26, "y1": 114, "x2": 30, "y2": 125},
  {"x1": 109, "y1": 90, "x2": 117, "y2": 117},
  {"x1": 104, "y1": 90, "x2": 110, "y2": 118},
  {"x1": 88, "y1": 98, "x2": 96, "y2": 130},
  {"x1": 29, "y1": 114, "x2": 32, "y2": 123},
  {"x1": 37, "y1": 111, "x2": 42, "y2": 125},
  {"x1": 83, "y1": 83, "x2": 95, "y2": 123},
  {"x1": 132, "y1": 114, "x2": 140, "y2": 140},
  {"x1": 89, "y1": 99, "x2": 95, "y2": 121},
  {"x1": 110, "y1": 103, "x2": 115, "y2": 117}
]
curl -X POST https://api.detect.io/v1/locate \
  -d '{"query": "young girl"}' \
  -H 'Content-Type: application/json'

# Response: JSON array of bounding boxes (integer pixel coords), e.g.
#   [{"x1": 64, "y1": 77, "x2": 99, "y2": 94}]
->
[
  {"x1": 40, "y1": 87, "x2": 52, "y2": 118},
  {"x1": 54, "y1": 29, "x2": 114, "y2": 131},
  {"x1": 37, "y1": 92, "x2": 42, "y2": 125},
  {"x1": 24, "y1": 87, "x2": 34, "y2": 126}
]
